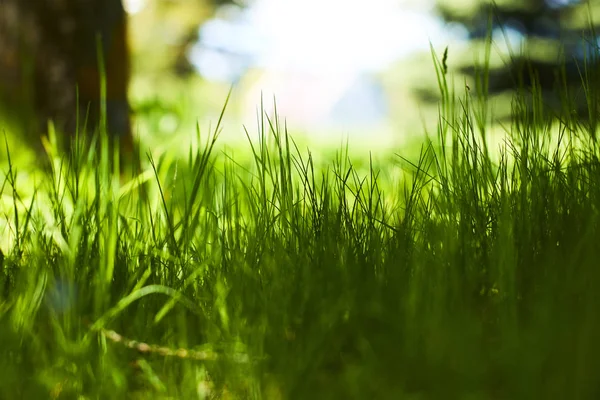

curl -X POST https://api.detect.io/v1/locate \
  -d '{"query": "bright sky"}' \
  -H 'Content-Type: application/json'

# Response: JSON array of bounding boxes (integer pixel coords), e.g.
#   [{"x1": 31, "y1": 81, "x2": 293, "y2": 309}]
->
[
  {"x1": 250, "y1": 0, "x2": 442, "y2": 73},
  {"x1": 124, "y1": 0, "x2": 471, "y2": 144},
  {"x1": 123, "y1": 0, "x2": 470, "y2": 80},
  {"x1": 194, "y1": 0, "x2": 469, "y2": 81}
]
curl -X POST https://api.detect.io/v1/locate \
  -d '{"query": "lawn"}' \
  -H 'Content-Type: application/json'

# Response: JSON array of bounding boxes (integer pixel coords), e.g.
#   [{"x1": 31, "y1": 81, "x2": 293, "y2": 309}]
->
[{"x1": 2, "y1": 39, "x2": 600, "y2": 399}]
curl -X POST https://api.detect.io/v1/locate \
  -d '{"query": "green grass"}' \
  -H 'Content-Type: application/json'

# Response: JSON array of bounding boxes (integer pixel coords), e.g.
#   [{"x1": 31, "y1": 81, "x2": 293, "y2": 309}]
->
[{"x1": 4, "y1": 33, "x2": 600, "y2": 399}]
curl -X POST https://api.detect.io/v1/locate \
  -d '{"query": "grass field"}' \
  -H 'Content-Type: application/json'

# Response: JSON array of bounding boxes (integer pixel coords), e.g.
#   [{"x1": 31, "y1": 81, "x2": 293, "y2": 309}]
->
[{"x1": 2, "y1": 37, "x2": 600, "y2": 399}]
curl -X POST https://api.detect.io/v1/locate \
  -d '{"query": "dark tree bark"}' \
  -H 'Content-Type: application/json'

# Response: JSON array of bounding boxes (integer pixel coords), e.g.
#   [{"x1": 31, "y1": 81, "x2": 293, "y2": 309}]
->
[{"x1": 0, "y1": 0, "x2": 133, "y2": 158}]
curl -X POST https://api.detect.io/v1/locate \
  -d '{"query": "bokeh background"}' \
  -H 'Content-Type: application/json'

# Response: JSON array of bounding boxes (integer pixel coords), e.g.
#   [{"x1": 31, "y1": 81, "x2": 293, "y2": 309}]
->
[{"x1": 4, "y1": 0, "x2": 600, "y2": 161}]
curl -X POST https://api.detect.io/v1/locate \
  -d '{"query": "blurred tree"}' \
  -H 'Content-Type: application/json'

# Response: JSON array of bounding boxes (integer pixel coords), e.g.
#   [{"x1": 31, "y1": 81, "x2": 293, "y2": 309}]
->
[
  {"x1": 430, "y1": 0, "x2": 600, "y2": 120},
  {"x1": 0, "y1": 0, "x2": 134, "y2": 159},
  {"x1": 0, "y1": 0, "x2": 239, "y2": 164}
]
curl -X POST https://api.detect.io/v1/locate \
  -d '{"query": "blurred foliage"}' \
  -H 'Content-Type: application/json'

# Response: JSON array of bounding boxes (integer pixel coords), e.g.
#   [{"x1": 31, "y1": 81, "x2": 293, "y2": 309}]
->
[
  {"x1": 125, "y1": 0, "x2": 244, "y2": 156},
  {"x1": 128, "y1": 0, "x2": 239, "y2": 78},
  {"x1": 428, "y1": 0, "x2": 600, "y2": 121}
]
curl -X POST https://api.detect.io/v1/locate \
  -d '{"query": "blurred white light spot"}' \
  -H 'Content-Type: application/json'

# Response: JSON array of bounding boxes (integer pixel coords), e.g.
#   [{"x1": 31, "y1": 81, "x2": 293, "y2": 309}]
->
[
  {"x1": 493, "y1": 25, "x2": 526, "y2": 55},
  {"x1": 123, "y1": 0, "x2": 146, "y2": 15},
  {"x1": 159, "y1": 113, "x2": 179, "y2": 134}
]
